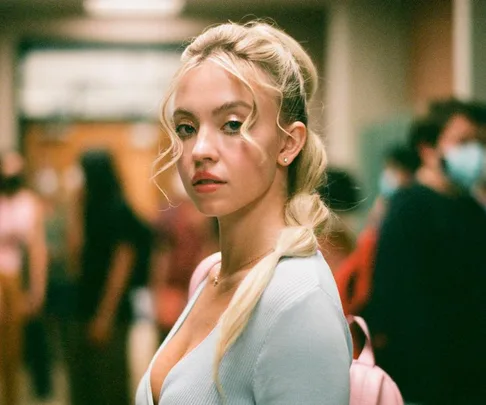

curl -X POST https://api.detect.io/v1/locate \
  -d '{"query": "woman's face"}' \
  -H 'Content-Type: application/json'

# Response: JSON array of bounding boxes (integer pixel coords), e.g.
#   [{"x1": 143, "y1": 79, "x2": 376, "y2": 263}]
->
[{"x1": 172, "y1": 61, "x2": 286, "y2": 218}]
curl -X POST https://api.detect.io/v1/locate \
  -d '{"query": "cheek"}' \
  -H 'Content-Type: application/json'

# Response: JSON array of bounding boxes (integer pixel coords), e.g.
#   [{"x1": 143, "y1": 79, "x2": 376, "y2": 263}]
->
[
  {"x1": 246, "y1": 137, "x2": 279, "y2": 178},
  {"x1": 176, "y1": 158, "x2": 192, "y2": 188},
  {"x1": 236, "y1": 154, "x2": 277, "y2": 192},
  {"x1": 235, "y1": 143, "x2": 268, "y2": 173}
]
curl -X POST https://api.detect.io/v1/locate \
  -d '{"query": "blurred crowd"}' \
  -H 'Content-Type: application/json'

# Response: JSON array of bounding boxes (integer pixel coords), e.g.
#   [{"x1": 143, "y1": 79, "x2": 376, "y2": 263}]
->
[
  {"x1": 0, "y1": 97, "x2": 485, "y2": 405},
  {"x1": 327, "y1": 98, "x2": 486, "y2": 405},
  {"x1": 0, "y1": 149, "x2": 217, "y2": 405}
]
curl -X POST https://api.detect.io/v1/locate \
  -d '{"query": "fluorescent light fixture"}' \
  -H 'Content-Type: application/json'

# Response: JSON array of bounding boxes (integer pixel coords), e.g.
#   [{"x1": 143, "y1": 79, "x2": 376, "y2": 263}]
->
[{"x1": 84, "y1": 0, "x2": 185, "y2": 17}]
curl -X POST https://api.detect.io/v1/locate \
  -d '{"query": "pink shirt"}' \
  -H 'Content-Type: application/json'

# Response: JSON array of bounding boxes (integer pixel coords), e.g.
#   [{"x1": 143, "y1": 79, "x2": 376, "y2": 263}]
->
[{"x1": 0, "y1": 192, "x2": 36, "y2": 274}]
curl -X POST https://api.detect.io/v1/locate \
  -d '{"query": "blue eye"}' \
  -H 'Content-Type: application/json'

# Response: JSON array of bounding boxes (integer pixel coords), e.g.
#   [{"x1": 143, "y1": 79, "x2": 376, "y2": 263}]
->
[
  {"x1": 222, "y1": 120, "x2": 242, "y2": 134},
  {"x1": 175, "y1": 124, "x2": 196, "y2": 139}
]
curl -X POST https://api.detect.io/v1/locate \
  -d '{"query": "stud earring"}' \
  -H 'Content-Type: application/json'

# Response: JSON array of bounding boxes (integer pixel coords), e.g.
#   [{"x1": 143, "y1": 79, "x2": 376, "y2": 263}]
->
[{"x1": 283, "y1": 157, "x2": 288, "y2": 164}]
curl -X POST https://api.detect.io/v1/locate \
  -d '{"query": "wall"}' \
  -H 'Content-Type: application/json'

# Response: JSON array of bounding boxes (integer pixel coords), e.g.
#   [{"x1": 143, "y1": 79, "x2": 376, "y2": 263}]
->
[
  {"x1": 0, "y1": 34, "x2": 17, "y2": 152},
  {"x1": 324, "y1": 0, "x2": 410, "y2": 213},
  {"x1": 408, "y1": 0, "x2": 453, "y2": 111},
  {"x1": 471, "y1": 0, "x2": 486, "y2": 101}
]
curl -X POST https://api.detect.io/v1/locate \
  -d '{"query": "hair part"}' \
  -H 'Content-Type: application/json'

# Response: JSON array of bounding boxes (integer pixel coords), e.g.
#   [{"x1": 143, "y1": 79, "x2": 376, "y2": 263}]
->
[{"x1": 154, "y1": 20, "x2": 329, "y2": 396}]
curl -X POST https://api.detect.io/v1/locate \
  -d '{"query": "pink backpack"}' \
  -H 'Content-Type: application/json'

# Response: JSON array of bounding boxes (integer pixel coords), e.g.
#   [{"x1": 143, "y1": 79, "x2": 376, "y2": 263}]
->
[
  {"x1": 188, "y1": 254, "x2": 404, "y2": 405},
  {"x1": 348, "y1": 315, "x2": 404, "y2": 405}
]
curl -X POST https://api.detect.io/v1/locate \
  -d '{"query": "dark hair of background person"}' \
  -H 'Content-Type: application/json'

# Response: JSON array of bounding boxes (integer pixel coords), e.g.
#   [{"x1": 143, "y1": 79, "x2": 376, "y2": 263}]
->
[
  {"x1": 80, "y1": 149, "x2": 153, "y2": 288},
  {"x1": 80, "y1": 149, "x2": 127, "y2": 256},
  {"x1": 428, "y1": 98, "x2": 486, "y2": 128},
  {"x1": 81, "y1": 150, "x2": 123, "y2": 206},
  {"x1": 81, "y1": 149, "x2": 126, "y2": 244},
  {"x1": 0, "y1": 151, "x2": 26, "y2": 195},
  {"x1": 408, "y1": 117, "x2": 444, "y2": 162},
  {"x1": 384, "y1": 144, "x2": 421, "y2": 174},
  {"x1": 317, "y1": 168, "x2": 361, "y2": 212}
]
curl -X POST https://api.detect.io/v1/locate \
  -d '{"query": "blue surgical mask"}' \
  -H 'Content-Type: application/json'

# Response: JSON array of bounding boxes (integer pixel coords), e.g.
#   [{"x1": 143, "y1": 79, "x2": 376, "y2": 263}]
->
[
  {"x1": 379, "y1": 170, "x2": 399, "y2": 198},
  {"x1": 444, "y1": 142, "x2": 484, "y2": 189}
]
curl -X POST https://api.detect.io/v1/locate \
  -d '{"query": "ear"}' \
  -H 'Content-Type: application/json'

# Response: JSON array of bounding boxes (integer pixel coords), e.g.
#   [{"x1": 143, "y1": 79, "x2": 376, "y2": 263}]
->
[{"x1": 278, "y1": 122, "x2": 307, "y2": 166}]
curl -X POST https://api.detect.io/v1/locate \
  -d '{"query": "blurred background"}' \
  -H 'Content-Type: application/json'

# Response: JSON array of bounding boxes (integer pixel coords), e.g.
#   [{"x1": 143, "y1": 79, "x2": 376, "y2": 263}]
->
[
  {"x1": 2, "y1": 0, "x2": 485, "y2": 221},
  {"x1": 0, "y1": 0, "x2": 485, "y2": 404}
]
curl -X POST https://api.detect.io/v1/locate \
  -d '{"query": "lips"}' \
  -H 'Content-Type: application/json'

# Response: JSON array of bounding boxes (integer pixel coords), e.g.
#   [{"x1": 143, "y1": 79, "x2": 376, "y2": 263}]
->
[
  {"x1": 193, "y1": 179, "x2": 225, "y2": 185},
  {"x1": 191, "y1": 171, "x2": 226, "y2": 186}
]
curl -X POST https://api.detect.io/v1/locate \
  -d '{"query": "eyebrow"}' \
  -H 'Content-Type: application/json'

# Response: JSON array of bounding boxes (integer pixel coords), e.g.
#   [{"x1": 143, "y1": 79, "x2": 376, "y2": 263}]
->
[
  {"x1": 173, "y1": 100, "x2": 252, "y2": 119},
  {"x1": 212, "y1": 101, "x2": 252, "y2": 116},
  {"x1": 172, "y1": 108, "x2": 195, "y2": 120}
]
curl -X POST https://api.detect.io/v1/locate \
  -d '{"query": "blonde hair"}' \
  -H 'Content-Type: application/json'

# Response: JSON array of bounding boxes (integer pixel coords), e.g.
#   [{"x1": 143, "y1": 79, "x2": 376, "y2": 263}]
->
[{"x1": 155, "y1": 20, "x2": 329, "y2": 395}]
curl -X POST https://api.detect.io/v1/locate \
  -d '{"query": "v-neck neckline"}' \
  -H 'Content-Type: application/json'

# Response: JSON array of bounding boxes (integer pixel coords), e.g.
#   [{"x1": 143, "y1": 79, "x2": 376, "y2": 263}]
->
[{"x1": 147, "y1": 264, "x2": 221, "y2": 405}]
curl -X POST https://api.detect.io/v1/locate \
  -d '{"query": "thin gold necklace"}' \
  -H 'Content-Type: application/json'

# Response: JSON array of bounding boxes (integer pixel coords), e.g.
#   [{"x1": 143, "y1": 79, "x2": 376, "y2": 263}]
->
[{"x1": 212, "y1": 248, "x2": 274, "y2": 287}]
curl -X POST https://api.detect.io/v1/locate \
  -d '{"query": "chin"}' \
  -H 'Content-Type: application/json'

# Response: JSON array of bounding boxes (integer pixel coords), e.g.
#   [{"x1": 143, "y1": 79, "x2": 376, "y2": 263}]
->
[
  {"x1": 192, "y1": 199, "x2": 242, "y2": 218},
  {"x1": 192, "y1": 200, "x2": 227, "y2": 217}
]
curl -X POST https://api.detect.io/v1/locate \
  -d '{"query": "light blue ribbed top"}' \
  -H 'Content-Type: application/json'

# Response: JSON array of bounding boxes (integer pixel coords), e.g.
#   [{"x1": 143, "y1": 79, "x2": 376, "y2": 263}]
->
[{"x1": 136, "y1": 252, "x2": 352, "y2": 405}]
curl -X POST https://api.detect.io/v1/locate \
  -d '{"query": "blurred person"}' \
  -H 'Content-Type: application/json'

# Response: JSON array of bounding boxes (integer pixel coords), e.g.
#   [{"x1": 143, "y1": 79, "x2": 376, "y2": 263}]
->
[
  {"x1": 316, "y1": 167, "x2": 361, "y2": 272},
  {"x1": 429, "y1": 98, "x2": 486, "y2": 205},
  {"x1": 151, "y1": 172, "x2": 218, "y2": 341},
  {"x1": 0, "y1": 151, "x2": 48, "y2": 405},
  {"x1": 22, "y1": 172, "x2": 60, "y2": 402},
  {"x1": 28, "y1": 168, "x2": 74, "y2": 401},
  {"x1": 137, "y1": 21, "x2": 352, "y2": 405},
  {"x1": 471, "y1": 109, "x2": 486, "y2": 209},
  {"x1": 366, "y1": 104, "x2": 486, "y2": 405},
  {"x1": 66, "y1": 149, "x2": 152, "y2": 405},
  {"x1": 474, "y1": 172, "x2": 486, "y2": 209},
  {"x1": 335, "y1": 145, "x2": 418, "y2": 317}
]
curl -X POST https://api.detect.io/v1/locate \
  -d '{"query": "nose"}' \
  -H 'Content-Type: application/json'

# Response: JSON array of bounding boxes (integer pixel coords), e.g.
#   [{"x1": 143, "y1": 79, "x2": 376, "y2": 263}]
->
[{"x1": 191, "y1": 126, "x2": 219, "y2": 164}]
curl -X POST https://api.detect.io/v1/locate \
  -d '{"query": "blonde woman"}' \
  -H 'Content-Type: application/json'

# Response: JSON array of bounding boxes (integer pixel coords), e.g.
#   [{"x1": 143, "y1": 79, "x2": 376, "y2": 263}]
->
[{"x1": 137, "y1": 21, "x2": 352, "y2": 405}]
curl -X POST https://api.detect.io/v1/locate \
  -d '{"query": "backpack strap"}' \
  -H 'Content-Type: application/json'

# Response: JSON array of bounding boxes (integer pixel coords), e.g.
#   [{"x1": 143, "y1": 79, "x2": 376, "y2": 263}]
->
[
  {"x1": 188, "y1": 252, "x2": 222, "y2": 299},
  {"x1": 348, "y1": 315, "x2": 385, "y2": 405},
  {"x1": 347, "y1": 315, "x2": 375, "y2": 366}
]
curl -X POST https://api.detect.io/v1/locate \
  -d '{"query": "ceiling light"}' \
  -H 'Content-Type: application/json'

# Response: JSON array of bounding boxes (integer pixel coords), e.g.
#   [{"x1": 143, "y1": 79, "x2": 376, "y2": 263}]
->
[{"x1": 84, "y1": 0, "x2": 185, "y2": 17}]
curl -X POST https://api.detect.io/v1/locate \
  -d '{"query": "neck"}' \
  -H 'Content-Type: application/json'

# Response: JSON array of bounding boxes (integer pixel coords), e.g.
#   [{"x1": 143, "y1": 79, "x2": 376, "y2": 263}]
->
[
  {"x1": 416, "y1": 166, "x2": 459, "y2": 195},
  {"x1": 217, "y1": 193, "x2": 286, "y2": 279}
]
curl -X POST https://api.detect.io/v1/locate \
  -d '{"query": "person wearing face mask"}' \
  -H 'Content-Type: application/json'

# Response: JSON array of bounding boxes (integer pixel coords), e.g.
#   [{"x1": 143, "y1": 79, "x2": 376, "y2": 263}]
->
[
  {"x1": 428, "y1": 99, "x2": 486, "y2": 194},
  {"x1": 365, "y1": 101, "x2": 486, "y2": 405},
  {"x1": 0, "y1": 151, "x2": 48, "y2": 405}
]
